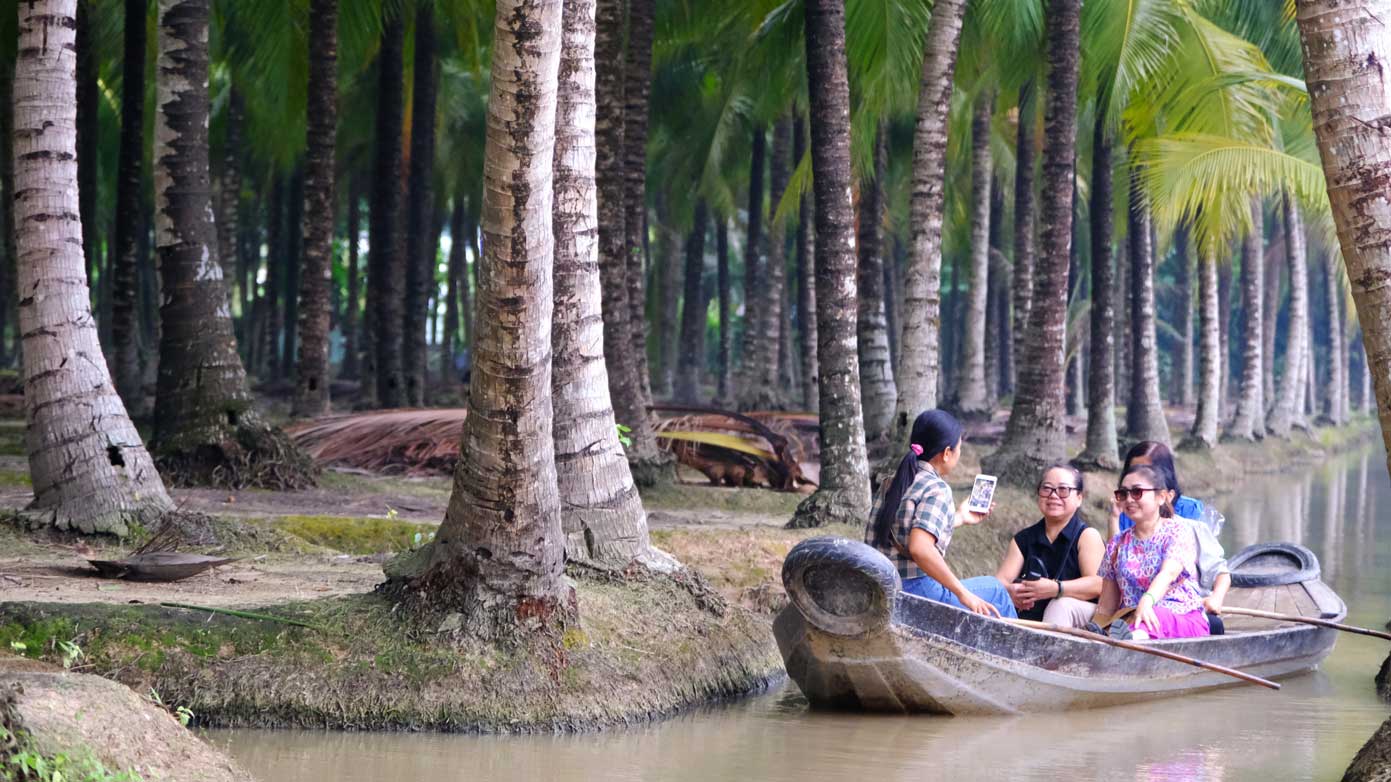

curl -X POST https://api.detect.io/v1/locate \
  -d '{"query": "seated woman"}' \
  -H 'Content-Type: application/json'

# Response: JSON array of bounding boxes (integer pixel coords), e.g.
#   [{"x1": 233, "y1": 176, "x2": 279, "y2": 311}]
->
[
  {"x1": 994, "y1": 464, "x2": 1102, "y2": 627},
  {"x1": 1108, "y1": 441, "x2": 1232, "y2": 621},
  {"x1": 865, "y1": 410, "x2": 1016, "y2": 618},
  {"x1": 1096, "y1": 464, "x2": 1210, "y2": 640}
]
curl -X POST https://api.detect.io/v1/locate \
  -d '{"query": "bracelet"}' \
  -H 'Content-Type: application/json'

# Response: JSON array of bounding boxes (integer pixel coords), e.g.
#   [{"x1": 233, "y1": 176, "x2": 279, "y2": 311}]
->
[
  {"x1": 1141, "y1": 591, "x2": 1160, "y2": 605},
  {"x1": 1056, "y1": 580, "x2": 1064, "y2": 599}
]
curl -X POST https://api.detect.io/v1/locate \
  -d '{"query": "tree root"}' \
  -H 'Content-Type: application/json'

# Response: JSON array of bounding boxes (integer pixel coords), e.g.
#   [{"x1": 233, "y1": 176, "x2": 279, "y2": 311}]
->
[{"x1": 156, "y1": 421, "x2": 318, "y2": 490}]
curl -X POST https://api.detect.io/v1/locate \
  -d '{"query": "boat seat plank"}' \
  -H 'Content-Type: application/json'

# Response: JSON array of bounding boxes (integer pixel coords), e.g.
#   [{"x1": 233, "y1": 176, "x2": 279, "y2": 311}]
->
[{"x1": 1223, "y1": 583, "x2": 1322, "y2": 631}]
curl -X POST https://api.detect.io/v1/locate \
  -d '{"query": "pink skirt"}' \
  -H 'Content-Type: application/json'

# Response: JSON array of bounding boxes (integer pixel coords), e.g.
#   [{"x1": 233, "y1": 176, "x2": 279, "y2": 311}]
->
[{"x1": 1127, "y1": 605, "x2": 1210, "y2": 639}]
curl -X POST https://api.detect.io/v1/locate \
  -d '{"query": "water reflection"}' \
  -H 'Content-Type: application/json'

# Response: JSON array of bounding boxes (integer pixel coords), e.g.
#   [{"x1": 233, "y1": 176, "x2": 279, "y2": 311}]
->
[{"x1": 214, "y1": 445, "x2": 1391, "y2": 782}]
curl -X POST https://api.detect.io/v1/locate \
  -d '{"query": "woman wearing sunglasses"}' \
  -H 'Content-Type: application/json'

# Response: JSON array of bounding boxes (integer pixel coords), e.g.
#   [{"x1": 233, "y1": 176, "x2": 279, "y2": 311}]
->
[
  {"x1": 865, "y1": 409, "x2": 1016, "y2": 618},
  {"x1": 1095, "y1": 464, "x2": 1210, "y2": 640},
  {"x1": 1108, "y1": 440, "x2": 1232, "y2": 623},
  {"x1": 993, "y1": 464, "x2": 1103, "y2": 627}
]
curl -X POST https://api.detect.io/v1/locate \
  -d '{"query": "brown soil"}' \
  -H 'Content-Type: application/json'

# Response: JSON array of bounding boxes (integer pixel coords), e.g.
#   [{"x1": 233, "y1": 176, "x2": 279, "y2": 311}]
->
[{"x1": 2, "y1": 657, "x2": 253, "y2": 781}]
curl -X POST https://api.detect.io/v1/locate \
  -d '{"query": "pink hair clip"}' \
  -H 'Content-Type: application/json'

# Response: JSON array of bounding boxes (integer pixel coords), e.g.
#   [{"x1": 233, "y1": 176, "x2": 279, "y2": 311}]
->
[{"x1": 910, "y1": 444, "x2": 924, "y2": 456}]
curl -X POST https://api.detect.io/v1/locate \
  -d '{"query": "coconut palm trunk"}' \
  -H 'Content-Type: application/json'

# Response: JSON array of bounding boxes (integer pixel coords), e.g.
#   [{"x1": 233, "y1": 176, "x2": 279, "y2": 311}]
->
[
  {"x1": 1077, "y1": 117, "x2": 1118, "y2": 468},
  {"x1": 0, "y1": 45, "x2": 15, "y2": 368},
  {"x1": 716, "y1": 216, "x2": 733, "y2": 402},
  {"x1": 891, "y1": 0, "x2": 967, "y2": 442},
  {"x1": 341, "y1": 178, "x2": 362, "y2": 379},
  {"x1": 674, "y1": 201, "x2": 710, "y2": 404},
  {"x1": 595, "y1": 0, "x2": 664, "y2": 482},
  {"x1": 1126, "y1": 181, "x2": 1170, "y2": 445},
  {"x1": 282, "y1": 170, "x2": 303, "y2": 379},
  {"x1": 150, "y1": 0, "x2": 314, "y2": 488},
  {"x1": 982, "y1": 0, "x2": 1080, "y2": 483},
  {"x1": 954, "y1": 93, "x2": 993, "y2": 415},
  {"x1": 1177, "y1": 223, "x2": 1194, "y2": 408},
  {"x1": 795, "y1": 117, "x2": 819, "y2": 413},
  {"x1": 291, "y1": 0, "x2": 338, "y2": 418},
  {"x1": 735, "y1": 126, "x2": 767, "y2": 407},
  {"x1": 1263, "y1": 224, "x2": 1281, "y2": 408},
  {"x1": 1323, "y1": 249, "x2": 1346, "y2": 425},
  {"x1": 413, "y1": 0, "x2": 576, "y2": 638},
  {"x1": 216, "y1": 90, "x2": 243, "y2": 318},
  {"x1": 552, "y1": 0, "x2": 668, "y2": 567},
  {"x1": 622, "y1": 0, "x2": 655, "y2": 406},
  {"x1": 1267, "y1": 194, "x2": 1309, "y2": 436},
  {"x1": 858, "y1": 124, "x2": 897, "y2": 445},
  {"x1": 14, "y1": 0, "x2": 174, "y2": 535},
  {"x1": 442, "y1": 197, "x2": 463, "y2": 381},
  {"x1": 403, "y1": 2, "x2": 439, "y2": 407},
  {"x1": 366, "y1": 12, "x2": 406, "y2": 408},
  {"x1": 1184, "y1": 248, "x2": 1222, "y2": 449},
  {"x1": 1218, "y1": 257, "x2": 1233, "y2": 413},
  {"x1": 1011, "y1": 85, "x2": 1036, "y2": 396},
  {"x1": 1227, "y1": 198, "x2": 1265, "y2": 440},
  {"x1": 757, "y1": 116, "x2": 792, "y2": 402},
  {"x1": 655, "y1": 209, "x2": 680, "y2": 397},
  {"x1": 110, "y1": 0, "x2": 148, "y2": 412},
  {"x1": 788, "y1": 0, "x2": 870, "y2": 528}
]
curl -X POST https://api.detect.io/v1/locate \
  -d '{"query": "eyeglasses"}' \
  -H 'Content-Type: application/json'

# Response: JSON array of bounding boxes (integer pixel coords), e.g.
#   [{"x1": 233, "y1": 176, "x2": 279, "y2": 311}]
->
[
  {"x1": 1114, "y1": 487, "x2": 1160, "y2": 502},
  {"x1": 1037, "y1": 485, "x2": 1079, "y2": 499}
]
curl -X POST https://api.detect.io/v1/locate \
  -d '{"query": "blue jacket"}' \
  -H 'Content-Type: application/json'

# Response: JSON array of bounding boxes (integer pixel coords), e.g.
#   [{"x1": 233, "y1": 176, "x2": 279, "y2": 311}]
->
[{"x1": 1118, "y1": 495, "x2": 1204, "y2": 532}]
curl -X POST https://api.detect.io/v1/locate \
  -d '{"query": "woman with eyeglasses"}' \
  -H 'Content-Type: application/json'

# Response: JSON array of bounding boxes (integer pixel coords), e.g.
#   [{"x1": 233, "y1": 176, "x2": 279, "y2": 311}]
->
[
  {"x1": 993, "y1": 464, "x2": 1103, "y2": 627},
  {"x1": 865, "y1": 409, "x2": 1017, "y2": 618},
  {"x1": 1108, "y1": 440, "x2": 1232, "y2": 623},
  {"x1": 1095, "y1": 464, "x2": 1211, "y2": 640}
]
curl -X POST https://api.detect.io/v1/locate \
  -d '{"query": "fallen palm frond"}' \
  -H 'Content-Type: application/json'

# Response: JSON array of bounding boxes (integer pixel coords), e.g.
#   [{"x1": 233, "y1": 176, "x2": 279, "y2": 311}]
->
[
  {"x1": 286, "y1": 408, "x2": 468, "y2": 475},
  {"x1": 651, "y1": 405, "x2": 819, "y2": 491}
]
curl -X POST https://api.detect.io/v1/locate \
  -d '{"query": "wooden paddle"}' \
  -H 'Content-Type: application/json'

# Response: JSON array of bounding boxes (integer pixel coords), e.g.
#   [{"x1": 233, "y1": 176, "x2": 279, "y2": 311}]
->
[
  {"x1": 1222, "y1": 606, "x2": 1391, "y2": 641},
  {"x1": 1008, "y1": 618, "x2": 1281, "y2": 690}
]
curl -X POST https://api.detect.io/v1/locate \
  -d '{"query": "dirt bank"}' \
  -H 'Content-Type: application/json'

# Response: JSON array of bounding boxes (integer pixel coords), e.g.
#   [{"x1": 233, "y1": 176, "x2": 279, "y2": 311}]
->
[{"x1": 1, "y1": 656, "x2": 253, "y2": 781}]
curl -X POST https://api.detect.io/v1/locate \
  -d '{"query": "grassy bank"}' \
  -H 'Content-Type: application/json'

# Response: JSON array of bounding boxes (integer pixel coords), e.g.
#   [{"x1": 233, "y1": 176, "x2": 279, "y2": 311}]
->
[{"x1": 0, "y1": 565, "x2": 779, "y2": 732}]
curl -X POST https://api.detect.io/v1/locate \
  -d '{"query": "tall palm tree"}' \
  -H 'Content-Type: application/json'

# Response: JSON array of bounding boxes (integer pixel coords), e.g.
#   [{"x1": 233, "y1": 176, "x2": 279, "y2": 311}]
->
[
  {"x1": 150, "y1": 0, "x2": 314, "y2": 488},
  {"x1": 788, "y1": 0, "x2": 870, "y2": 528},
  {"x1": 1321, "y1": 248, "x2": 1346, "y2": 425},
  {"x1": 795, "y1": 117, "x2": 818, "y2": 413},
  {"x1": 552, "y1": 0, "x2": 668, "y2": 567},
  {"x1": 595, "y1": 0, "x2": 665, "y2": 482},
  {"x1": 982, "y1": 0, "x2": 1080, "y2": 483},
  {"x1": 403, "y1": 1, "x2": 439, "y2": 407},
  {"x1": 414, "y1": 0, "x2": 574, "y2": 638},
  {"x1": 367, "y1": 11, "x2": 406, "y2": 408},
  {"x1": 953, "y1": 92, "x2": 993, "y2": 415},
  {"x1": 734, "y1": 126, "x2": 768, "y2": 408},
  {"x1": 892, "y1": 0, "x2": 967, "y2": 443},
  {"x1": 109, "y1": 0, "x2": 148, "y2": 412},
  {"x1": 1186, "y1": 246, "x2": 1222, "y2": 448},
  {"x1": 292, "y1": 0, "x2": 338, "y2": 418},
  {"x1": 674, "y1": 201, "x2": 710, "y2": 403},
  {"x1": 622, "y1": 0, "x2": 656, "y2": 406},
  {"x1": 857, "y1": 125, "x2": 896, "y2": 444},
  {"x1": 1076, "y1": 113, "x2": 1119, "y2": 469},
  {"x1": 1227, "y1": 198, "x2": 1266, "y2": 440},
  {"x1": 1267, "y1": 193, "x2": 1309, "y2": 436},
  {"x1": 1126, "y1": 181, "x2": 1171, "y2": 446},
  {"x1": 14, "y1": 0, "x2": 174, "y2": 535},
  {"x1": 1011, "y1": 82, "x2": 1036, "y2": 393}
]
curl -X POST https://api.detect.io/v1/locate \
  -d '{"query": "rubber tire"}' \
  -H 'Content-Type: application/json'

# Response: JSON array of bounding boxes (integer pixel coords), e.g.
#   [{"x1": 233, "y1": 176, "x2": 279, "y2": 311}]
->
[
  {"x1": 1228, "y1": 542, "x2": 1321, "y2": 588},
  {"x1": 781, "y1": 537, "x2": 900, "y2": 636}
]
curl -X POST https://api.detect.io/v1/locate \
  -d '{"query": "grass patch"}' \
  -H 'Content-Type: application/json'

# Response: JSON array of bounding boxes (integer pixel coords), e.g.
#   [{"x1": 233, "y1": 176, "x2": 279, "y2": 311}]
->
[
  {"x1": 640, "y1": 482, "x2": 805, "y2": 517},
  {"x1": 268, "y1": 514, "x2": 437, "y2": 555},
  {"x1": 317, "y1": 470, "x2": 453, "y2": 501},
  {"x1": 0, "y1": 422, "x2": 24, "y2": 457},
  {"x1": 0, "y1": 468, "x2": 31, "y2": 488}
]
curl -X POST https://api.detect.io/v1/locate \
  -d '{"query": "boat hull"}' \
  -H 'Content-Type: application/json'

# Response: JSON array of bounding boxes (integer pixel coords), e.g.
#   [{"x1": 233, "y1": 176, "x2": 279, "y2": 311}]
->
[{"x1": 775, "y1": 538, "x2": 1344, "y2": 715}]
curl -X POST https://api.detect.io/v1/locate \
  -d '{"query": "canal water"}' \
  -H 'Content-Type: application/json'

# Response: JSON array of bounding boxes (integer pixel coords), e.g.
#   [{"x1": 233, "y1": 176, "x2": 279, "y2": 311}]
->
[{"x1": 213, "y1": 445, "x2": 1391, "y2": 781}]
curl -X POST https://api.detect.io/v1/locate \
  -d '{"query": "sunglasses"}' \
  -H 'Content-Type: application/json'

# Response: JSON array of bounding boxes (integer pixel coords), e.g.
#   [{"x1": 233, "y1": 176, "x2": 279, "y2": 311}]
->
[
  {"x1": 1114, "y1": 487, "x2": 1160, "y2": 502},
  {"x1": 1037, "y1": 485, "x2": 1078, "y2": 499}
]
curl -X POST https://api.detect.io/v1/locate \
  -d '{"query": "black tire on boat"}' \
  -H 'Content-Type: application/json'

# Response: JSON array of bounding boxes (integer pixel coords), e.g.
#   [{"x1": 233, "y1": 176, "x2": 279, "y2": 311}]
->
[
  {"x1": 782, "y1": 537, "x2": 900, "y2": 636},
  {"x1": 1228, "y1": 542, "x2": 1321, "y2": 588}
]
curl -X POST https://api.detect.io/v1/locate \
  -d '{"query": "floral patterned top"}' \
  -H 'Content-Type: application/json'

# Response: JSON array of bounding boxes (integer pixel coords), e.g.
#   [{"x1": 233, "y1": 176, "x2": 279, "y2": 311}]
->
[{"x1": 1099, "y1": 518, "x2": 1205, "y2": 615}]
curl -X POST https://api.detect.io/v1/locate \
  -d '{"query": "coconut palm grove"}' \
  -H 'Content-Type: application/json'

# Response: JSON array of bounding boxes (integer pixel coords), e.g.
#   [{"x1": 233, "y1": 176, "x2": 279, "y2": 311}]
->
[{"x1": 5, "y1": 0, "x2": 1391, "y2": 779}]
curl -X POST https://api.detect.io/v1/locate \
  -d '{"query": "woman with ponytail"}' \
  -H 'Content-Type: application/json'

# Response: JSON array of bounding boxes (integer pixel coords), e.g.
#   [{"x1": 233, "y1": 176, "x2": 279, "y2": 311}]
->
[{"x1": 865, "y1": 410, "x2": 1016, "y2": 618}]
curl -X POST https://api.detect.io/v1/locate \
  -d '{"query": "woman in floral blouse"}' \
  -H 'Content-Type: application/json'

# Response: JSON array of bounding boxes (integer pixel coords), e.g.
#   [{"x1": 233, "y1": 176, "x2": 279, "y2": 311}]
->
[{"x1": 1095, "y1": 464, "x2": 1210, "y2": 640}]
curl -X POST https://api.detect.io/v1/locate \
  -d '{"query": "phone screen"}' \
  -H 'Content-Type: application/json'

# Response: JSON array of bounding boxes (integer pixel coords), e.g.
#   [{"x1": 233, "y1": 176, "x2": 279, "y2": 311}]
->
[{"x1": 967, "y1": 474, "x2": 997, "y2": 513}]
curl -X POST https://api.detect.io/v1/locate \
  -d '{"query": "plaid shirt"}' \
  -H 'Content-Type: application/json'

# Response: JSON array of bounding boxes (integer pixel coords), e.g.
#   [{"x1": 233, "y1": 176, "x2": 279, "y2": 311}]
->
[{"x1": 865, "y1": 463, "x2": 956, "y2": 579}]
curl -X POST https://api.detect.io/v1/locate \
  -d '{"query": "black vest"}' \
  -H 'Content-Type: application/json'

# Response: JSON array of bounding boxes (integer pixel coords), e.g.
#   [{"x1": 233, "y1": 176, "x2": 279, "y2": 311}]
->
[{"x1": 1012, "y1": 513, "x2": 1091, "y2": 621}]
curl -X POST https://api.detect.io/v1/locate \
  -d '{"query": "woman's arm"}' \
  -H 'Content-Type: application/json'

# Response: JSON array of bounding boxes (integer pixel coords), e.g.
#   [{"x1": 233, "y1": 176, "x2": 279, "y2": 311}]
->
[
  {"x1": 1095, "y1": 577, "x2": 1121, "y2": 622},
  {"x1": 1133, "y1": 556, "x2": 1185, "y2": 634},
  {"x1": 909, "y1": 528, "x2": 1001, "y2": 617},
  {"x1": 1203, "y1": 572, "x2": 1232, "y2": 614},
  {"x1": 1060, "y1": 527, "x2": 1104, "y2": 600}
]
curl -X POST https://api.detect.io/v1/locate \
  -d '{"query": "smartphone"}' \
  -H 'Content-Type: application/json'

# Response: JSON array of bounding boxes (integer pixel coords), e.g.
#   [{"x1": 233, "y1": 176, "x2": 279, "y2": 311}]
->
[{"x1": 966, "y1": 474, "x2": 997, "y2": 515}]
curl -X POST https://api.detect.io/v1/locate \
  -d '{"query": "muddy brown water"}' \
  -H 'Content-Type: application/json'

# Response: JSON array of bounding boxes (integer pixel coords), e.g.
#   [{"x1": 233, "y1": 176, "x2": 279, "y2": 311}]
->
[{"x1": 211, "y1": 445, "x2": 1391, "y2": 781}]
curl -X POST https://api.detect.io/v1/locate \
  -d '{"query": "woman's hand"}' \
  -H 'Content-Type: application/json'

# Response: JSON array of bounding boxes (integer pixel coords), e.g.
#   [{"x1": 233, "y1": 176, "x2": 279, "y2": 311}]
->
[
  {"x1": 1017, "y1": 578, "x2": 1058, "y2": 604},
  {"x1": 1202, "y1": 594, "x2": 1224, "y2": 615},
  {"x1": 957, "y1": 499, "x2": 993, "y2": 526},
  {"x1": 1135, "y1": 595, "x2": 1161, "y2": 634},
  {"x1": 1006, "y1": 581, "x2": 1036, "y2": 612},
  {"x1": 961, "y1": 592, "x2": 1002, "y2": 618}
]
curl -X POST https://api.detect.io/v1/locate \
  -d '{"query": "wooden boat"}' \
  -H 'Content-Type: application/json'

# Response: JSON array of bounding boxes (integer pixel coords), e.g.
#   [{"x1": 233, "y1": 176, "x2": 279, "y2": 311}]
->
[{"x1": 774, "y1": 537, "x2": 1344, "y2": 715}]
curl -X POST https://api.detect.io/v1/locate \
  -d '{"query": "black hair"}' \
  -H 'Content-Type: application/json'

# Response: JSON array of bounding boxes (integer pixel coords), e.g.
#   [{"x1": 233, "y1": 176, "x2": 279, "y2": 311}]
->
[
  {"x1": 1038, "y1": 463, "x2": 1084, "y2": 495},
  {"x1": 1123, "y1": 441, "x2": 1181, "y2": 500},
  {"x1": 1119, "y1": 464, "x2": 1174, "y2": 518},
  {"x1": 871, "y1": 410, "x2": 963, "y2": 548}
]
